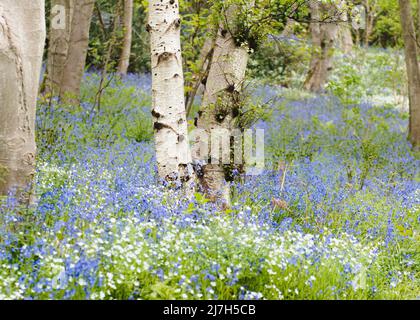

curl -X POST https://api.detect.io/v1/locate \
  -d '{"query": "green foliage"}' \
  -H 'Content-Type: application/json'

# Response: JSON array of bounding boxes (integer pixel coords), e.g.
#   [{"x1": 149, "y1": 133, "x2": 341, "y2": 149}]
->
[
  {"x1": 267, "y1": 101, "x2": 322, "y2": 165},
  {"x1": 88, "y1": 0, "x2": 151, "y2": 73},
  {"x1": 249, "y1": 36, "x2": 311, "y2": 85},
  {"x1": 327, "y1": 47, "x2": 407, "y2": 107},
  {"x1": 340, "y1": 106, "x2": 390, "y2": 190},
  {"x1": 327, "y1": 64, "x2": 363, "y2": 105},
  {"x1": 237, "y1": 100, "x2": 270, "y2": 130},
  {"x1": 126, "y1": 116, "x2": 154, "y2": 143},
  {"x1": 372, "y1": 0, "x2": 404, "y2": 47},
  {"x1": 209, "y1": 0, "x2": 306, "y2": 51},
  {"x1": 179, "y1": 0, "x2": 211, "y2": 90}
]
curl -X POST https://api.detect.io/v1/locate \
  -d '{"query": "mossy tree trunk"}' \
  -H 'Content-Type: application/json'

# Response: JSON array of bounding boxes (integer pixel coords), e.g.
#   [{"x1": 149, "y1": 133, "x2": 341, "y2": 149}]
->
[
  {"x1": 0, "y1": 0, "x2": 46, "y2": 204},
  {"x1": 194, "y1": 4, "x2": 249, "y2": 205}
]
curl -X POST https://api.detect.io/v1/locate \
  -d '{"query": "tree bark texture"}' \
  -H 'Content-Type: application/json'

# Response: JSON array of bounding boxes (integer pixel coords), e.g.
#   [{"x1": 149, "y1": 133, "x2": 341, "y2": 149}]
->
[
  {"x1": 46, "y1": 0, "x2": 94, "y2": 103},
  {"x1": 337, "y1": 1, "x2": 353, "y2": 54},
  {"x1": 195, "y1": 5, "x2": 249, "y2": 204},
  {"x1": 148, "y1": 0, "x2": 195, "y2": 191},
  {"x1": 117, "y1": 0, "x2": 133, "y2": 75},
  {"x1": 0, "y1": 0, "x2": 46, "y2": 203},
  {"x1": 399, "y1": 0, "x2": 420, "y2": 147},
  {"x1": 304, "y1": 1, "x2": 339, "y2": 93}
]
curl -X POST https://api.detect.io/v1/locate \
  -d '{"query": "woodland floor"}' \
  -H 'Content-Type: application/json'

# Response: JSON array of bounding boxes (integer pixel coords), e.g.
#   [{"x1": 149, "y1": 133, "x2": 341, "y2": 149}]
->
[{"x1": 0, "y1": 48, "x2": 419, "y2": 300}]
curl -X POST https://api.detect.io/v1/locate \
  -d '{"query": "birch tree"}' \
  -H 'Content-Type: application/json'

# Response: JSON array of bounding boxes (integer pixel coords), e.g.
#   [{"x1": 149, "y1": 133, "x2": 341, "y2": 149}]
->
[
  {"x1": 46, "y1": 0, "x2": 95, "y2": 102},
  {"x1": 304, "y1": 0, "x2": 339, "y2": 92},
  {"x1": 0, "y1": 0, "x2": 46, "y2": 203},
  {"x1": 399, "y1": 0, "x2": 420, "y2": 147},
  {"x1": 117, "y1": 0, "x2": 133, "y2": 75},
  {"x1": 148, "y1": 0, "x2": 195, "y2": 191},
  {"x1": 194, "y1": 3, "x2": 251, "y2": 204}
]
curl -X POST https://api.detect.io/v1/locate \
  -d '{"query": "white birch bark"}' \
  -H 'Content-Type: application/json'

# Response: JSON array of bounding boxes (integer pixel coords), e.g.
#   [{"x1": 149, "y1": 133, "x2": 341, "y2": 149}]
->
[
  {"x1": 148, "y1": 0, "x2": 195, "y2": 190},
  {"x1": 117, "y1": 0, "x2": 133, "y2": 75},
  {"x1": 0, "y1": 0, "x2": 46, "y2": 203},
  {"x1": 195, "y1": 5, "x2": 250, "y2": 204}
]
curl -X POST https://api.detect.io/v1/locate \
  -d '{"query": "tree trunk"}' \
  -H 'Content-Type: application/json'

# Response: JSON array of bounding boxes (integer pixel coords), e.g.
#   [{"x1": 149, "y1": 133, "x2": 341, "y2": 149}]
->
[
  {"x1": 338, "y1": 2, "x2": 353, "y2": 54},
  {"x1": 194, "y1": 5, "x2": 249, "y2": 204},
  {"x1": 364, "y1": 0, "x2": 378, "y2": 47},
  {"x1": 117, "y1": 0, "x2": 133, "y2": 75},
  {"x1": 304, "y1": 1, "x2": 339, "y2": 92},
  {"x1": 339, "y1": 23, "x2": 353, "y2": 54},
  {"x1": 418, "y1": 0, "x2": 420, "y2": 40},
  {"x1": 0, "y1": 0, "x2": 46, "y2": 204},
  {"x1": 45, "y1": 0, "x2": 72, "y2": 97},
  {"x1": 364, "y1": 0, "x2": 371, "y2": 46},
  {"x1": 281, "y1": 18, "x2": 297, "y2": 38},
  {"x1": 148, "y1": 0, "x2": 195, "y2": 191},
  {"x1": 46, "y1": 0, "x2": 94, "y2": 103},
  {"x1": 185, "y1": 36, "x2": 216, "y2": 117},
  {"x1": 399, "y1": 0, "x2": 420, "y2": 147}
]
